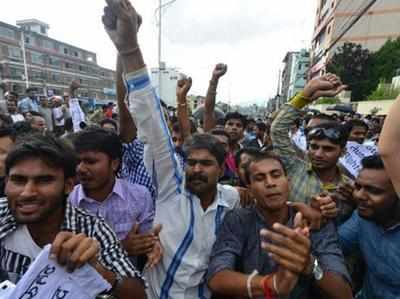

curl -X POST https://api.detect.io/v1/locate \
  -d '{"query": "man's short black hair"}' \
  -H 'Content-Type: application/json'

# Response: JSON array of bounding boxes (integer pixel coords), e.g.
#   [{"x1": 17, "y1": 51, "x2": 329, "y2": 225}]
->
[
  {"x1": 100, "y1": 118, "x2": 118, "y2": 131},
  {"x1": 210, "y1": 129, "x2": 231, "y2": 142},
  {"x1": 256, "y1": 122, "x2": 267, "y2": 131},
  {"x1": 361, "y1": 154, "x2": 384, "y2": 170},
  {"x1": 183, "y1": 133, "x2": 226, "y2": 166},
  {"x1": 311, "y1": 113, "x2": 335, "y2": 122},
  {"x1": 7, "y1": 91, "x2": 19, "y2": 98},
  {"x1": 73, "y1": 127, "x2": 123, "y2": 161},
  {"x1": 347, "y1": 119, "x2": 369, "y2": 131},
  {"x1": 0, "y1": 126, "x2": 16, "y2": 141},
  {"x1": 235, "y1": 147, "x2": 260, "y2": 168},
  {"x1": 245, "y1": 151, "x2": 287, "y2": 184},
  {"x1": 225, "y1": 112, "x2": 247, "y2": 128},
  {"x1": 0, "y1": 114, "x2": 13, "y2": 127},
  {"x1": 5, "y1": 134, "x2": 77, "y2": 179}
]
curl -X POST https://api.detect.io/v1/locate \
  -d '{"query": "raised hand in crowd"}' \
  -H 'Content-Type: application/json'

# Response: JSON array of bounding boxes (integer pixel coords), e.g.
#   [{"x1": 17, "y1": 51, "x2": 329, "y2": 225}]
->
[
  {"x1": 176, "y1": 76, "x2": 193, "y2": 140},
  {"x1": 204, "y1": 63, "x2": 228, "y2": 132},
  {"x1": 103, "y1": 0, "x2": 144, "y2": 73},
  {"x1": 302, "y1": 73, "x2": 347, "y2": 101}
]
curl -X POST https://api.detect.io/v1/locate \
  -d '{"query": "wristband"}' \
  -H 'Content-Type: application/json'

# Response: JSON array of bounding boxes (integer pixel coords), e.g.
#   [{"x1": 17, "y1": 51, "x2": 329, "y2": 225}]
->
[
  {"x1": 262, "y1": 275, "x2": 274, "y2": 299},
  {"x1": 246, "y1": 270, "x2": 258, "y2": 298},
  {"x1": 290, "y1": 92, "x2": 312, "y2": 109}
]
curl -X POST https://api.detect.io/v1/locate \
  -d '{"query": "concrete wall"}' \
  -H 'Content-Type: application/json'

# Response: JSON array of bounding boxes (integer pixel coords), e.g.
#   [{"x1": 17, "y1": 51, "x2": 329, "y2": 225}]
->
[{"x1": 311, "y1": 99, "x2": 395, "y2": 115}]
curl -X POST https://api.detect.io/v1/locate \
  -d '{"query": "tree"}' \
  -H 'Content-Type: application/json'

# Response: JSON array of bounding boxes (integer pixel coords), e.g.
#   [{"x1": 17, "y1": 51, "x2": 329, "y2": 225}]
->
[
  {"x1": 326, "y1": 42, "x2": 373, "y2": 101},
  {"x1": 370, "y1": 38, "x2": 400, "y2": 87}
]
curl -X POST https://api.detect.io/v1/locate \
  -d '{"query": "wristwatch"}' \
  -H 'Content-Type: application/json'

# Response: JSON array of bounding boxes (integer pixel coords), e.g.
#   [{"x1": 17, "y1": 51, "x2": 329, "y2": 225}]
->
[{"x1": 312, "y1": 256, "x2": 324, "y2": 281}]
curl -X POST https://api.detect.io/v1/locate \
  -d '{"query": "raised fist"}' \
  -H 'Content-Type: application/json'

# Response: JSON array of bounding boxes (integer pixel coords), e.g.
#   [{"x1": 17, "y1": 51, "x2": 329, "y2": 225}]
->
[
  {"x1": 212, "y1": 63, "x2": 228, "y2": 80},
  {"x1": 102, "y1": 0, "x2": 142, "y2": 55}
]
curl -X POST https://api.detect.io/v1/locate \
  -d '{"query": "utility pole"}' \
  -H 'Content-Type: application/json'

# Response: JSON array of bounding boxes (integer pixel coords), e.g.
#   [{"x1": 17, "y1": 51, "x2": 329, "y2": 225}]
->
[
  {"x1": 158, "y1": 0, "x2": 163, "y2": 101},
  {"x1": 20, "y1": 31, "x2": 29, "y2": 88}
]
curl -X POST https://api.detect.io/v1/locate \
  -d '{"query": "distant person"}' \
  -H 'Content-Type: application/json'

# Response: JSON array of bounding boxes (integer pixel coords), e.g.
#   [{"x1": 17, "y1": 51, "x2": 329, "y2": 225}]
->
[
  {"x1": 17, "y1": 87, "x2": 39, "y2": 113},
  {"x1": 5, "y1": 92, "x2": 24, "y2": 123}
]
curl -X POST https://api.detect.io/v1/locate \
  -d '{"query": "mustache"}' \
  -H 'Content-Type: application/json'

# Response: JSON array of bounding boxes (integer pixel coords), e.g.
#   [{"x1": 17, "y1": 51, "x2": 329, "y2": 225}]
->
[{"x1": 187, "y1": 174, "x2": 208, "y2": 183}]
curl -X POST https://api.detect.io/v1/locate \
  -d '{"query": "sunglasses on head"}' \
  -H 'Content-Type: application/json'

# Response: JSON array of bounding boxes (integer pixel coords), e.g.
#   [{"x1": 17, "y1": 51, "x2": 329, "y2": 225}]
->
[{"x1": 307, "y1": 127, "x2": 342, "y2": 141}]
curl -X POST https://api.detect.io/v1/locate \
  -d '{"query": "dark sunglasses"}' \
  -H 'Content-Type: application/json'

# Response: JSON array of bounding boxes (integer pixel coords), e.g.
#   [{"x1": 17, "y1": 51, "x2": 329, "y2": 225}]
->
[{"x1": 307, "y1": 127, "x2": 342, "y2": 141}]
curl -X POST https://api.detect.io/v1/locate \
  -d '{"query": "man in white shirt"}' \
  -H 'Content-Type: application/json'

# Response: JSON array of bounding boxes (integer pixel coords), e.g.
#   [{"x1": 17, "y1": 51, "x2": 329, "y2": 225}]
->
[
  {"x1": 5, "y1": 92, "x2": 24, "y2": 123},
  {"x1": 103, "y1": 2, "x2": 240, "y2": 298},
  {"x1": 51, "y1": 96, "x2": 65, "y2": 136},
  {"x1": 68, "y1": 81, "x2": 86, "y2": 132}
]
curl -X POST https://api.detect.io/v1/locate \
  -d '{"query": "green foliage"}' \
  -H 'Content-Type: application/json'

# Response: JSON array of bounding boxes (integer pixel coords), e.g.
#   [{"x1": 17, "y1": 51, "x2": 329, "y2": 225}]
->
[
  {"x1": 314, "y1": 97, "x2": 340, "y2": 104},
  {"x1": 326, "y1": 42, "x2": 373, "y2": 102},
  {"x1": 367, "y1": 81, "x2": 400, "y2": 101}
]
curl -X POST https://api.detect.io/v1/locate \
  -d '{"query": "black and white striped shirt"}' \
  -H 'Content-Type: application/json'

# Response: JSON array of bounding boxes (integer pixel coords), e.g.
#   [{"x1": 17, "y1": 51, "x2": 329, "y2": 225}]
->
[{"x1": 0, "y1": 197, "x2": 144, "y2": 283}]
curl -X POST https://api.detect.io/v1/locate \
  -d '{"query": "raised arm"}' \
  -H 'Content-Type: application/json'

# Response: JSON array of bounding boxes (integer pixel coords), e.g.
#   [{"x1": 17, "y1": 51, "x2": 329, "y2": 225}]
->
[
  {"x1": 379, "y1": 94, "x2": 400, "y2": 195},
  {"x1": 116, "y1": 55, "x2": 137, "y2": 143},
  {"x1": 203, "y1": 63, "x2": 227, "y2": 132},
  {"x1": 176, "y1": 76, "x2": 192, "y2": 140},
  {"x1": 103, "y1": 0, "x2": 183, "y2": 201},
  {"x1": 271, "y1": 74, "x2": 346, "y2": 171}
]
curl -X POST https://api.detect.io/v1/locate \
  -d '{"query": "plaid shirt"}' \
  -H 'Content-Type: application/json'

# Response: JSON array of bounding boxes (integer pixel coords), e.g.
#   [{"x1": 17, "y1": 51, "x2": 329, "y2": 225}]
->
[
  {"x1": 271, "y1": 104, "x2": 351, "y2": 204},
  {"x1": 120, "y1": 139, "x2": 156, "y2": 201},
  {"x1": 0, "y1": 197, "x2": 143, "y2": 283}
]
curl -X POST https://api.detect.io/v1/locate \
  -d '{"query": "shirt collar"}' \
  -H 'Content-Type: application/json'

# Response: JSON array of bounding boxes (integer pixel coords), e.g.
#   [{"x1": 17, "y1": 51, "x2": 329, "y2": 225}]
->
[{"x1": 76, "y1": 178, "x2": 125, "y2": 205}]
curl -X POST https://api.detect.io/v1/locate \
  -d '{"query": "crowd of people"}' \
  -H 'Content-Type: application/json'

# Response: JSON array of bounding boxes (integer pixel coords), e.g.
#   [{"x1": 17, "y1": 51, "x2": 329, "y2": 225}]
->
[{"x1": 0, "y1": 1, "x2": 398, "y2": 298}]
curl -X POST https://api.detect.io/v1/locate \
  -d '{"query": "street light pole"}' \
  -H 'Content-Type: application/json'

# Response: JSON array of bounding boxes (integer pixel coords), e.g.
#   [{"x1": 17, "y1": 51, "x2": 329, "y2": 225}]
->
[{"x1": 158, "y1": 0, "x2": 163, "y2": 102}]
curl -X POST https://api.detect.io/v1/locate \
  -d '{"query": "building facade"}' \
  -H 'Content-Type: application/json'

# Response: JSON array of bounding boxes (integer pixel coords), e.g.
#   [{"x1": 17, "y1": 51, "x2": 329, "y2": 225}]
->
[
  {"x1": 311, "y1": 0, "x2": 400, "y2": 77},
  {"x1": 287, "y1": 49, "x2": 310, "y2": 101},
  {"x1": 280, "y1": 51, "x2": 298, "y2": 105},
  {"x1": 0, "y1": 19, "x2": 115, "y2": 100}
]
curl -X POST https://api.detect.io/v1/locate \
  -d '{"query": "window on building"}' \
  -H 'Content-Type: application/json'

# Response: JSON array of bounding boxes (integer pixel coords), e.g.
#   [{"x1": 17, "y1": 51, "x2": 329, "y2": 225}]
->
[
  {"x1": 65, "y1": 62, "x2": 71, "y2": 69},
  {"x1": 64, "y1": 47, "x2": 69, "y2": 55},
  {"x1": 30, "y1": 51, "x2": 43, "y2": 65},
  {"x1": 8, "y1": 47, "x2": 22, "y2": 59},
  {"x1": 74, "y1": 51, "x2": 79, "y2": 57},
  {"x1": 42, "y1": 39, "x2": 54, "y2": 50},
  {"x1": 40, "y1": 26, "x2": 46, "y2": 34},
  {"x1": 9, "y1": 67, "x2": 24, "y2": 80},
  {"x1": 25, "y1": 36, "x2": 31, "y2": 45},
  {"x1": 0, "y1": 27, "x2": 15, "y2": 39}
]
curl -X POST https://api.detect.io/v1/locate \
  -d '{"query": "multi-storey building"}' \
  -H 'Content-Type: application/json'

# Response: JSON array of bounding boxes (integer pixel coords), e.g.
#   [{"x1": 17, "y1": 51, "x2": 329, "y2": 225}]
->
[
  {"x1": 311, "y1": 0, "x2": 400, "y2": 77},
  {"x1": 0, "y1": 19, "x2": 115, "y2": 100},
  {"x1": 287, "y1": 49, "x2": 310, "y2": 101},
  {"x1": 280, "y1": 51, "x2": 298, "y2": 105}
]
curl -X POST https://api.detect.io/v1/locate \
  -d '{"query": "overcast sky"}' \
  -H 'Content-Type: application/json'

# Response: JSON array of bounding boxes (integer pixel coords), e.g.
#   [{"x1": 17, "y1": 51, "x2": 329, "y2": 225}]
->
[{"x1": 0, "y1": 0, "x2": 317, "y2": 105}]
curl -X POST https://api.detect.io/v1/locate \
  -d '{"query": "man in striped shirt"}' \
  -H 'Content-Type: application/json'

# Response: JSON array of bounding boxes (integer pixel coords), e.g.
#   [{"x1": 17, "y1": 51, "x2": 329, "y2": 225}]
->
[
  {"x1": 102, "y1": 1, "x2": 240, "y2": 298},
  {"x1": 0, "y1": 134, "x2": 145, "y2": 299}
]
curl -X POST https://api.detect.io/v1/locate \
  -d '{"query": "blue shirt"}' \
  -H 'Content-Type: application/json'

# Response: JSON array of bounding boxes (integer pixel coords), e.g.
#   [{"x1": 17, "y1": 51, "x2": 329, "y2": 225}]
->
[
  {"x1": 339, "y1": 211, "x2": 400, "y2": 299},
  {"x1": 17, "y1": 97, "x2": 39, "y2": 113},
  {"x1": 120, "y1": 139, "x2": 156, "y2": 201}
]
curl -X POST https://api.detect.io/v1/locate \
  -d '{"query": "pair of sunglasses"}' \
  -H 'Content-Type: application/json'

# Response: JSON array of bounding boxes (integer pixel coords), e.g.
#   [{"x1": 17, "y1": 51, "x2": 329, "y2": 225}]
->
[{"x1": 307, "y1": 127, "x2": 342, "y2": 141}]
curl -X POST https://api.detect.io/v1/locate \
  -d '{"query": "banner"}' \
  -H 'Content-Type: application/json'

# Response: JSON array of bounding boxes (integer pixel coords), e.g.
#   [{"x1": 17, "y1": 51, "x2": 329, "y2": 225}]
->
[
  {"x1": 0, "y1": 245, "x2": 110, "y2": 299},
  {"x1": 339, "y1": 141, "x2": 377, "y2": 178}
]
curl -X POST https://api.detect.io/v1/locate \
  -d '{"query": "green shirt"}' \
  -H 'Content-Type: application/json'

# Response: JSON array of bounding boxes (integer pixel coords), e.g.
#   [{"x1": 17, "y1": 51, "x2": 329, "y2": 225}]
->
[{"x1": 271, "y1": 102, "x2": 351, "y2": 204}]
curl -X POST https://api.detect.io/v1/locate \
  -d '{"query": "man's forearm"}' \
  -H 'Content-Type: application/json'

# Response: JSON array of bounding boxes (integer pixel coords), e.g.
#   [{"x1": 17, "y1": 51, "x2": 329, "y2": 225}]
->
[
  {"x1": 208, "y1": 270, "x2": 265, "y2": 298},
  {"x1": 203, "y1": 78, "x2": 218, "y2": 132},
  {"x1": 314, "y1": 272, "x2": 352, "y2": 299},
  {"x1": 95, "y1": 262, "x2": 146, "y2": 299},
  {"x1": 116, "y1": 55, "x2": 137, "y2": 143},
  {"x1": 177, "y1": 96, "x2": 191, "y2": 139},
  {"x1": 379, "y1": 95, "x2": 400, "y2": 194},
  {"x1": 120, "y1": 48, "x2": 145, "y2": 74}
]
